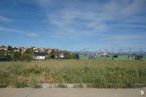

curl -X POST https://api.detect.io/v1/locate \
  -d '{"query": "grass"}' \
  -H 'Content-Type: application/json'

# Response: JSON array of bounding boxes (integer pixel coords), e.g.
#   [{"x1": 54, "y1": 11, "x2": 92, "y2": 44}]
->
[{"x1": 0, "y1": 59, "x2": 146, "y2": 88}]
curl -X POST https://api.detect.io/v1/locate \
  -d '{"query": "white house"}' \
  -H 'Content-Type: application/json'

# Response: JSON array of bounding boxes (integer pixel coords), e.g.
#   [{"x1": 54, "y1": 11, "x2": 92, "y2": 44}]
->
[
  {"x1": 96, "y1": 52, "x2": 110, "y2": 57},
  {"x1": 59, "y1": 53, "x2": 64, "y2": 58},
  {"x1": 33, "y1": 52, "x2": 47, "y2": 60}
]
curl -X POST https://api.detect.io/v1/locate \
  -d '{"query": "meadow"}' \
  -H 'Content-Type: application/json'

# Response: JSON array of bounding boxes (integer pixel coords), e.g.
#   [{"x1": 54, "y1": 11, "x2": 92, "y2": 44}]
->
[{"x1": 0, "y1": 59, "x2": 146, "y2": 88}]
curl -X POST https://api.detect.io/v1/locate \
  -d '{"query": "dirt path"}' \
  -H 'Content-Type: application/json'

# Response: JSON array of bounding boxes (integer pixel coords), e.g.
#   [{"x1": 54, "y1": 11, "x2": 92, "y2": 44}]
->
[{"x1": 0, "y1": 88, "x2": 145, "y2": 97}]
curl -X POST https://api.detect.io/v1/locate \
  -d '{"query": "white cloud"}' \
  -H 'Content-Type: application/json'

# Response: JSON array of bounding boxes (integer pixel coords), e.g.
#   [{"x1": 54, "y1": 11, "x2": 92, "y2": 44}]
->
[
  {"x1": 120, "y1": 0, "x2": 145, "y2": 17},
  {"x1": 46, "y1": 0, "x2": 146, "y2": 38},
  {"x1": 0, "y1": 26, "x2": 39, "y2": 37},
  {"x1": 34, "y1": 0, "x2": 52, "y2": 7},
  {"x1": 102, "y1": 0, "x2": 146, "y2": 20},
  {"x1": 0, "y1": 16, "x2": 11, "y2": 22},
  {"x1": 0, "y1": 26, "x2": 23, "y2": 33},
  {"x1": 48, "y1": 10, "x2": 108, "y2": 38},
  {"x1": 111, "y1": 23, "x2": 146, "y2": 28},
  {"x1": 26, "y1": 32, "x2": 39, "y2": 37},
  {"x1": 101, "y1": 34, "x2": 145, "y2": 41}
]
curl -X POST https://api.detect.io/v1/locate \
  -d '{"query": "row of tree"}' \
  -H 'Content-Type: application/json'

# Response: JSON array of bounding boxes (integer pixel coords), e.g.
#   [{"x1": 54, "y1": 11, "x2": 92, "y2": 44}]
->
[{"x1": 0, "y1": 48, "x2": 33, "y2": 61}]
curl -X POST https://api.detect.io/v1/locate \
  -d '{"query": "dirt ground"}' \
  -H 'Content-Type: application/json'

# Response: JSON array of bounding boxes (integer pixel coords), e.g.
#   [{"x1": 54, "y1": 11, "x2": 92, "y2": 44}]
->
[{"x1": 0, "y1": 88, "x2": 145, "y2": 97}]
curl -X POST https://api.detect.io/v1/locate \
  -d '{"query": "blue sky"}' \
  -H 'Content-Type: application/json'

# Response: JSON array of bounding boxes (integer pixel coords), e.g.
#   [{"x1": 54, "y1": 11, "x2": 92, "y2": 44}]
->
[{"x1": 0, "y1": 0, "x2": 146, "y2": 51}]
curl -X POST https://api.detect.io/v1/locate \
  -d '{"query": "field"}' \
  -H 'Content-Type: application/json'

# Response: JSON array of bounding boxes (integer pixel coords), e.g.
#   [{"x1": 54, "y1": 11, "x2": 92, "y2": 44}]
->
[{"x1": 0, "y1": 59, "x2": 146, "y2": 88}]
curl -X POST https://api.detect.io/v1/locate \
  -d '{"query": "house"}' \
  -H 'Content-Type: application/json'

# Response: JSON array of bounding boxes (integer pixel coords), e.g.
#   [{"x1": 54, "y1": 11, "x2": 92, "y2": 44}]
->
[
  {"x1": 13, "y1": 48, "x2": 21, "y2": 52},
  {"x1": 96, "y1": 52, "x2": 110, "y2": 57},
  {"x1": 20, "y1": 47, "x2": 26, "y2": 54},
  {"x1": 59, "y1": 52, "x2": 64, "y2": 58},
  {"x1": 33, "y1": 48, "x2": 39, "y2": 52},
  {"x1": 95, "y1": 52, "x2": 112, "y2": 60},
  {"x1": 0, "y1": 46, "x2": 7, "y2": 51},
  {"x1": 45, "y1": 48, "x2": 52, "y2": 53},
  {"x1": 33, "y1": 52, "x2": 47, "y2": 60}
]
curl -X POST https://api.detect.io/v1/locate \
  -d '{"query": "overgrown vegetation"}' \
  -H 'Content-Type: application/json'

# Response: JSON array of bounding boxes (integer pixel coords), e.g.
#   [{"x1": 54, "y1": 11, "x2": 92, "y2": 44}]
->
[{"x1": 0, "y1": 60, "x2": 146, "y2": 88}]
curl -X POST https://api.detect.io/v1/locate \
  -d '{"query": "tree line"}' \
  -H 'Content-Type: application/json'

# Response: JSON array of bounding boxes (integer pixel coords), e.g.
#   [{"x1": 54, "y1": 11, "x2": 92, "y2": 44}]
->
[{"x1": 0, "y1": 46, "x2": 33, "y2": 61}]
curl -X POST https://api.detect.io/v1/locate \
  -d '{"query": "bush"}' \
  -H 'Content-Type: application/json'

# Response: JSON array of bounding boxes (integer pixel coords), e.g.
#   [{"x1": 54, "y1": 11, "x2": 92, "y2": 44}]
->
[
  {"x1": 4, "y1": 54, "x2": 12, "y2": 61},
  {"x1": 13, "y1": 52, "x2": 21, "y2": 61},
  {"x1": 14, "y1": 81, "x2": 28, "y2": 88},
  {"x1": 27, "y1": 78, "x2": 41, "y2": 88},
  {"x1": 20, "y1": 54, "x2": 33, "y2": 61},
  {"x1": 0, "y1": 79, "x2": 7, "y2": 88}
]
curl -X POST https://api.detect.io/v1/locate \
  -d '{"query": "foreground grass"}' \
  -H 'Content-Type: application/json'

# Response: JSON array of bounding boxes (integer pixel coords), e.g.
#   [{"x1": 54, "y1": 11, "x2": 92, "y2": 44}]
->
[{"x1": 0, "y1": 59, "x2": 146, "y2": 88}]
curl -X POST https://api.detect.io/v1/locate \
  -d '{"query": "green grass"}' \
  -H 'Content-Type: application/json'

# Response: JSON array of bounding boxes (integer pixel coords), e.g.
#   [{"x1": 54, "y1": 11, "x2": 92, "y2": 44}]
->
[{"x1": 0, "y1": 60, "x2": 146, "y2": 88}]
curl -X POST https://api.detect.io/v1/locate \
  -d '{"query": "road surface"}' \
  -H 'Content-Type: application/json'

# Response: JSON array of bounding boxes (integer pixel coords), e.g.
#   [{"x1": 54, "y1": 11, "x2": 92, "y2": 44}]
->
[{"x1": 0, "y1": 88, "x2": 145, "y2": 97}]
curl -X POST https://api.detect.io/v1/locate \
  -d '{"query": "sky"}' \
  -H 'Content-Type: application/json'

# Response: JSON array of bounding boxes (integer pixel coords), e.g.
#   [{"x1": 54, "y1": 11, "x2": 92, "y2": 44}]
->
[{"x1": 0, "y1": 0, "x2": 146, "y2": 52}]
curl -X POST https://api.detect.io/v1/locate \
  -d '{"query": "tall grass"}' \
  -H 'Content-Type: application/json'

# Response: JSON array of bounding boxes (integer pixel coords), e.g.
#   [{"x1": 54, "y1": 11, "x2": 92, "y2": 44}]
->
[{"x1": 0, "y1": 60, "x2": 146, "y2": 88}]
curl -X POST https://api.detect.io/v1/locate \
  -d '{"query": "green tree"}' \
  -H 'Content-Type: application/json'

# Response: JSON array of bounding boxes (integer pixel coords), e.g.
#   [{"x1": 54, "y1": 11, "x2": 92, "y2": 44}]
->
[
  {"x1": 20, "y1": 54, "x2": 32, "y2": 61},
  {"x1": 25, "y1": 48, "x2": 33, "y2": 54},
  {"x1": 50, "y1": 49, "x2": 58, "y2": 59},
  {"x1": 4, "y1": 54, "x2": 12, "y2": 61},
  {"x1": 13, "y1": 52, "x2": 21, "y2": 61},
  {"x1": 64, "y1": 51, "x2": 72, "y2": 59},
  {"x1": 7, "y1": 45, "x2": 13, "y2": 51},
  {"x1": 72, "y1": 53, "x2": 79, "y2": 59},
  {"x1": 0, "y1": 49, "x2": 6, "y2": 61},
  {"x1": 20, "y1": 48, "x2": 33, "y2": 61}
]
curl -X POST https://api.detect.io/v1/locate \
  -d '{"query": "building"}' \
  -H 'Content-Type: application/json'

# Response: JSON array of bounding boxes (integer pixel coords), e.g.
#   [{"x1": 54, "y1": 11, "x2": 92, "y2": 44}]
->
[
  {"x1": 0, "y1": 46, "x2": 7, "y2": 51},
  {"x1": 59, "y1": 52, "x2": 64, "y2": 58},
  {"x1": 96, "y1": 52, "x2": 110, "y2": 57},
  {"x1": 33, "y1": 52, "x2": 47, "y2": 60}
]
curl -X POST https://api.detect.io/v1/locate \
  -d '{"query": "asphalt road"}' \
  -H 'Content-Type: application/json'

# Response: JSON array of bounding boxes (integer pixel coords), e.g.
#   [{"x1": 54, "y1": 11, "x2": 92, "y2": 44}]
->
[{"x1": 0, "y1": 88, "x2": 145, "y2": 97}]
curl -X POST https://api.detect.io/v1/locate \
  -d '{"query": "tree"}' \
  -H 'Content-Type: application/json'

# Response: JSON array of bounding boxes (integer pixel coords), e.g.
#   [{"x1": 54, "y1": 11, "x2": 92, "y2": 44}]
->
[
  {"x1": 25, "y1": 48, "x2": 33, "y2": 54},
  {"x1": 72, "y1": 53, "x2": 79, "y2": 59},
  {"x1": 4, "y1": 54, "x2": 12, "y2": 61},
  {"x1": 0, "y1": 49, "x2": 13, "y2": 61},
  {"x1": 7, "y1": 45, "x2": 13, "y2": 51},
  {"x1": 13, "y1": 52, "x2": 21, "y2": 61},
  {"x1": 50, "y1": 49, "x2": 59, "y2": 59},
  {"x1": 0, "y1": 49, "x2": 6, "y2": 61},
  {"x1": 64, "y1": 51, "x2": 72, "y2": 59},
  {"x1": 20, "y1": 54, "x2": 32, "y2": 61},
  {"x1": 20, "y1": 48, "x2": 33, "y2": 61}
]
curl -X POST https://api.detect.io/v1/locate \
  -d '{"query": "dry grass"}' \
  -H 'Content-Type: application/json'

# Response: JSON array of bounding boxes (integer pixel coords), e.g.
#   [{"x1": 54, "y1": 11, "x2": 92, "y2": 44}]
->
[{"x1": 0, "y1": 59, "x2": 146, "y2": 88}]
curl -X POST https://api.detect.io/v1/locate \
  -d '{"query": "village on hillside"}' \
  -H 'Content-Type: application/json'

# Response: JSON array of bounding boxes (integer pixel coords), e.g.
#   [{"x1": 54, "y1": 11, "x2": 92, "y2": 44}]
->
[
  {"x1": 0, "y1": 45, "x2": 146, "y2": 61},
  {"x1": 0, "y1": 45, "x2": 79, "y2": 61}
]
